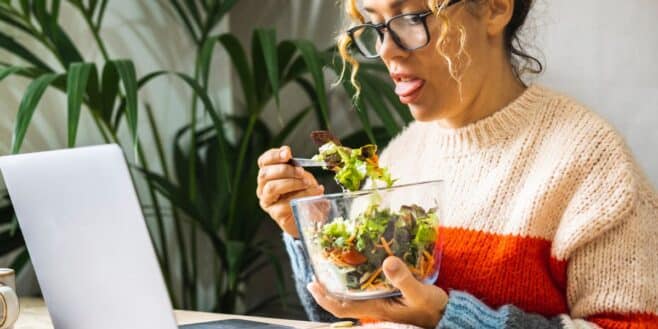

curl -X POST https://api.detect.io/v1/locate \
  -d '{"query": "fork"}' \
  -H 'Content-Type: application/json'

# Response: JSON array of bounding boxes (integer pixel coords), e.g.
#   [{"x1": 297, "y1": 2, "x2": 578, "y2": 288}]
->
[{"x1": 287, "y1": 158, "x2": 327, "y2": 167}]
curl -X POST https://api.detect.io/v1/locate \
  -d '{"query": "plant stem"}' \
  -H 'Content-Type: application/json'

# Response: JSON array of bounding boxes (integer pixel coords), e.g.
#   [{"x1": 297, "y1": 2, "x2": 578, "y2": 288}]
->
[
  {"x1": 145, "y1": 105, "x2": 191, "y2": 309},
  {"x1": 136, "y1": 141, "x2": 174, "y2": 302},
  {"x1": 75, "y1": 3, "x2": 110, "y2": 61},
  {"x1": 226, "y1": 114, "x2": 257, "y2": 236}
]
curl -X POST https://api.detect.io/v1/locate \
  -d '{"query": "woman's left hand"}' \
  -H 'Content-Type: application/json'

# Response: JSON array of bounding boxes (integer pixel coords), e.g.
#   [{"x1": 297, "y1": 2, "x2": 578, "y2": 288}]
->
[{"x1": 307, "y1": 256, "x2": 449, "y2": 329}]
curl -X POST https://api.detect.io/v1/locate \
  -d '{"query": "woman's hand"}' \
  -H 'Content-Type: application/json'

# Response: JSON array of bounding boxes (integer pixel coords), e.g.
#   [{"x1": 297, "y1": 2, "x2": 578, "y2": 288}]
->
[
  {"x1": 307, "y1": 256, "x2": 449, "y2": 329},
  {"x1": 256, "y1": 146, "x2": 324, "y2": 238}
]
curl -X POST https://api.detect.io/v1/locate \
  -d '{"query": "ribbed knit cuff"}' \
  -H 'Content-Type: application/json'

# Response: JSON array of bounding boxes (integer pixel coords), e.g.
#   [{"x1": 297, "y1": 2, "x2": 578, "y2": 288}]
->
[
  {"x1": 437, "y1": 291, "x2": 508, "y2": 329},
  {"x1": 283, "y1": 233, "x2": 313, "y2": 282},
  {"x1": 437, "y1": 291, "x2": 566, "y2": 329},
  {"x1": 282, "y1": 233, "x2": 339, "y2": 323}
]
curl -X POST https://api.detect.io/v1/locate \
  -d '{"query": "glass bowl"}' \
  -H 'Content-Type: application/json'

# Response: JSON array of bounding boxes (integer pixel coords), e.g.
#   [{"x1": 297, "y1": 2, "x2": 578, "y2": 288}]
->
[{"x1": 290, "y1": 180, "x2": 444, "y2": 300}]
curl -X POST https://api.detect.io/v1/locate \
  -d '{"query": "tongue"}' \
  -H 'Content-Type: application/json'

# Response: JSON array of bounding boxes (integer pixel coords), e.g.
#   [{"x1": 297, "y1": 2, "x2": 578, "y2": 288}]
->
[{"x1": 395, "y1": 79, "x2": 424, "y2": 97}]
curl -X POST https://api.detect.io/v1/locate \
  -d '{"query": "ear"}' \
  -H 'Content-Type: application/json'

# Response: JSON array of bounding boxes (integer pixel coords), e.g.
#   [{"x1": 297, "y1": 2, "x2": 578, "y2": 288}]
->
[{"x1": 485, "y1": 0, "x2": 514, "y2": 37}]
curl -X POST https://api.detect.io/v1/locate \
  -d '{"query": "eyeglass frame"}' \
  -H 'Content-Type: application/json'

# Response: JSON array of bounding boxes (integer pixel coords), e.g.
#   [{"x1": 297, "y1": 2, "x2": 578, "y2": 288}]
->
[{"x1": 346, "y1": 0, "x2": 461, "y2": 59}]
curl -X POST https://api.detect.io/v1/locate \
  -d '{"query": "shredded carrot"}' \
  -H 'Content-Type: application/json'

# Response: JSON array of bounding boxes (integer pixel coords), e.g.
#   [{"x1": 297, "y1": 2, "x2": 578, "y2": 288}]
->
[
  {"x1": 423, "y1": 250, "x2": 433, "y2": 260},
  {"x1": 423, "y1": 251, "x2": 435, "y2": 278},
  {"x1": 380, "y1": 237, "x2": 394, "y2": 256},
  {"x1": 346, "y1": 233, "x2": 356, "y2": 243},
  {"x1": 409, "y1": 266, "x2": 423, "y2": 276},
  {"x1": 360, "y1": 267, "x2": 383, "y2": 289},
  {"x1": 327, "y1": 251, "x2": 351, "y2": 267}
]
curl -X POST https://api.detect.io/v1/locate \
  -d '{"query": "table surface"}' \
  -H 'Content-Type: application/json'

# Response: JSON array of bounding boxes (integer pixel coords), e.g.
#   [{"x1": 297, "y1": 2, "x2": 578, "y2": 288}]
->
[{"x1": 15, "y1": 298, "x2": 334, "y2": 329}]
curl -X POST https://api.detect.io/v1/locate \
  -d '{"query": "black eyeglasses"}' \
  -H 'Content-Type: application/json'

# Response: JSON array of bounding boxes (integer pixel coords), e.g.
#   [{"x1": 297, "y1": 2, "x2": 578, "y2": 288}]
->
[{"x1": 347, "y1": 0, "x2": 461, "y2": 59}]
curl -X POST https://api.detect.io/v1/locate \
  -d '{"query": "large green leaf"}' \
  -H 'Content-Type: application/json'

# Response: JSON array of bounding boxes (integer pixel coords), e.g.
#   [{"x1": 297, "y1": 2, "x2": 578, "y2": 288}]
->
[
  {"x1": 253, "y1": 29, "x2": 280, "y2": 109},
  {"x1": 293, "y1": 77, "x2": 327, "y2": 130},
  {"x1": 10, "y1": 248, "x2": 30, "y2": 276},
  {"x1": 111, "y1": 60, "x2": 139, "y2": 149},
  {"x1": 276, "y1": 41, "x2": 298, "y2": 78},
  {"x1": 0, "y1": 31, "x2": 52, "y2": 72},
  {"x1": 169, "y1": 0, "x2": 199, "y2": 42},
  {"x1": 213, "y1": 34, "x2": 257, "y2": 113},
  {"x1": 292, "y1": 40, "x2": 330, "y2": 129},
  {"x1": 0, "y1": 10, "x2": 33, "y2": 35},
  {"x1": 0, "y1": 66, "x2": 22, "y2": 82},
  {"x1": 360, "y1": 77, "x2": 399, "y2": 136},
  {"x1": 0, "y1": 230, "x2": 24, "y2": 255},
  {"x1": 137, "y1": 70, "x2": 231, "y2": 192},
  {"x1": 99, "y1": 62, "x2": 119, "y2": 124},
  {"x1": 362, "y1": 71, "x2": 413, "y2": 124},
  {"x1": 11, "y1": 73, "x2": 64, "y2": 154},
  {"x1": 66, "y1": 62, "x2": 95, "y2": 147},
  {"x1": 33, "y1": 0, "x2": 83, "y2": 68}
]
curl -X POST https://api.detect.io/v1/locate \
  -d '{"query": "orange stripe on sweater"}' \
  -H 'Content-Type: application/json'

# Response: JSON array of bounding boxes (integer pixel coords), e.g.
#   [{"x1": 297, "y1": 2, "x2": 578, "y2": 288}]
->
[
  {"x1": 436, "y1": 227, "x2": 568, "y2": 316},
  {"x1": 588, "y1": 312, "x2": 658, "y2": 329}
]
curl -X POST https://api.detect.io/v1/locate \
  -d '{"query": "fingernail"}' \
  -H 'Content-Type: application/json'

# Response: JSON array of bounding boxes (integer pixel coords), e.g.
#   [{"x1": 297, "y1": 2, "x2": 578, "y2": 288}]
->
[
  {"x1": 306, "y1": 282, "x2": 316, "y2": 293},
  {"x1": 384, "y1": 257, "x2": 400, "y2": 273},
  {"x1": 280, "y1": 149, "x2": 288, "y2": 160}
]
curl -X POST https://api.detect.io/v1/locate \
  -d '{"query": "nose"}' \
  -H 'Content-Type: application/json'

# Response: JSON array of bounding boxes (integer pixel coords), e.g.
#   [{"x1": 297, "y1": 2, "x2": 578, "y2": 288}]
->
[{"x1": 378, "y1": 31, "x2": 408, "y2": 64}]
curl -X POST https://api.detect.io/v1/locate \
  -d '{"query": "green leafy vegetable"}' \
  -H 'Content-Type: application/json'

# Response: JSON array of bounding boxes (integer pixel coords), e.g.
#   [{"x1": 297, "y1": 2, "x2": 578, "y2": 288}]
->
[
  {"x1": 314, "y1": 201, "x2": 439, "y2": 291},
  {"x1": 312, "y1": 141, "x2": 394, "y2": 191}
]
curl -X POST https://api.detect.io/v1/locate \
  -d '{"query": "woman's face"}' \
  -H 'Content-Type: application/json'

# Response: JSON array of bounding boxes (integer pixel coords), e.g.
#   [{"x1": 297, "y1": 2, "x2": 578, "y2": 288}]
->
[{"x1": 361, "y1": 0, "x2": 492, "y2": 123}]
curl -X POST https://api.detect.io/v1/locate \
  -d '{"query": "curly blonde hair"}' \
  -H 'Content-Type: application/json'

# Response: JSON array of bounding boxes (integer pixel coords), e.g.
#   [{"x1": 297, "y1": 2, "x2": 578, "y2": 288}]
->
[{"x1": 336, "y1": 0, "x2": 541, "y2": 99}]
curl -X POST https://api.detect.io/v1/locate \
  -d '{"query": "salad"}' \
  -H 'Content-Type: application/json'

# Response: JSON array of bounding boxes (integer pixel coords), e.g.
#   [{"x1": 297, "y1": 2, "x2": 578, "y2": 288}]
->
[
  {"x1": 310, "y1": 130, "x2": 394, "y2": 191},
  {"x1": 313, "y1": 202, "x2": 440, "y2": 292}
]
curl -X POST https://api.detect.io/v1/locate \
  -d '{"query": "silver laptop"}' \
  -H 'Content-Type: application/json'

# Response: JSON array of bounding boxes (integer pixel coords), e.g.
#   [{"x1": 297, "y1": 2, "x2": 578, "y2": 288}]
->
[{"x1": 0, "y1": 144, "x2": 292, "y2": 329}]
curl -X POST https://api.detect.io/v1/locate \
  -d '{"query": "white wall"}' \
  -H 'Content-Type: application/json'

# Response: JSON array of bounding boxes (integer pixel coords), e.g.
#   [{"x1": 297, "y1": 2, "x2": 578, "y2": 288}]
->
[{"x1": 531, "y1": 0, "x2": 658, "y2": 186}]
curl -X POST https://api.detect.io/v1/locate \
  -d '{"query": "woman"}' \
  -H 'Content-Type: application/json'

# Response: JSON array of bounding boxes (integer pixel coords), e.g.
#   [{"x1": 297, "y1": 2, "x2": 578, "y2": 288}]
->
[{"x1": 256, "y1": 0, "x2": 658, "y2": 328}]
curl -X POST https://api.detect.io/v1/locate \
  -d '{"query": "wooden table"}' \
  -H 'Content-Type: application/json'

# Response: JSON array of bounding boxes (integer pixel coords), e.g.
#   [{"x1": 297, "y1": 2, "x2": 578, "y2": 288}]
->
[{"x1": 15, "y1": 298, "x2": 332, "y2": 329}]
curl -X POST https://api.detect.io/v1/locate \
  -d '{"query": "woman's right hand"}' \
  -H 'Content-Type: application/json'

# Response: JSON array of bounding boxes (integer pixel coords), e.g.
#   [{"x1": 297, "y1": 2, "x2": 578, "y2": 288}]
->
[{"x1": 257, "y1": 146, "x2": 324, "y2": 238}]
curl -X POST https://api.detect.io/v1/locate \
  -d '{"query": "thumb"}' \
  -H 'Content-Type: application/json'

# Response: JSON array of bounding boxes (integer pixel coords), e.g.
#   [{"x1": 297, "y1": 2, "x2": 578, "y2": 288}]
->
[{"x1": 383, "y1": 256, "x2": 426, "y2": 303}]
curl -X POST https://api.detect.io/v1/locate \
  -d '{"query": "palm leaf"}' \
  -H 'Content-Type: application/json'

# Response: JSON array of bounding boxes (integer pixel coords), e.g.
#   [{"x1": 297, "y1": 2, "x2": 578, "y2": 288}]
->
[
  {"x1": 0, "y1": 66, "x2": 22, "y2": 82},
  {"x1": 253, "y1": 29, "x2": 280, "y2": 109},
  {"x1": 292, "y1": 40, "x2": 330, "y2": 129},
  {"x1": 359, "y1": 77, "x2": 399, "y2": 136},
  {"x1": 99, "y1": 61, "x2": 120, "y2": 124},
  {"x1": 110, "y1": 60, "x2": 139, "y2": 149},
  {"x1": 66, "y1": 62, "x2": 95, "y2": 147},
  {"x1": 215, "y1": 34, "x2": 257, "y2": 113},
  {"x1": 0, "y1": 31, "x2": 52, "y2": 72},
  {"x1": 10, "y1": 248, "x2": 30, "y2": 276},
  {"x1": 138, "y1": 70, "x2": 231, "y2": 192},
  {"x1": 11, "y1": 73, "x2": 64, "y2": 153}
]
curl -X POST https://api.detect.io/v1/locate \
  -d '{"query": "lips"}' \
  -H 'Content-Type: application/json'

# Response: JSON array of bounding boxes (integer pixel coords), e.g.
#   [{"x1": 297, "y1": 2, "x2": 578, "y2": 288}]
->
[{"x1": 391, "y1": 72, "x2": 425, "y2": 104}]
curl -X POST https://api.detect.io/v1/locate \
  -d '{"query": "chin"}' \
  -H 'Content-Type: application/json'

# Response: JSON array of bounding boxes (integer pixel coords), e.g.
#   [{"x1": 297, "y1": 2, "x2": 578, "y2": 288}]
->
[{"x1": 409, "y1": 104, "x2": 440, "y2": 122}]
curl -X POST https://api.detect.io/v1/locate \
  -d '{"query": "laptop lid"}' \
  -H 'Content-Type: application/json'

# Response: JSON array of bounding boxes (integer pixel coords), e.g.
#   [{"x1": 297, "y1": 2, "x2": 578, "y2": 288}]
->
[{"x1": 0, "y1": 144, "x2": 178, "y2": 329}]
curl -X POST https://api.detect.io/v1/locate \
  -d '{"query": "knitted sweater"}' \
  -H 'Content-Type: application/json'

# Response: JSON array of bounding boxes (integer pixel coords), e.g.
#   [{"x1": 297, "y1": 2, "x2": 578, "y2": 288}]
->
[{"x1": 283, "y1": 85, "x2": 658, "y2": 328}]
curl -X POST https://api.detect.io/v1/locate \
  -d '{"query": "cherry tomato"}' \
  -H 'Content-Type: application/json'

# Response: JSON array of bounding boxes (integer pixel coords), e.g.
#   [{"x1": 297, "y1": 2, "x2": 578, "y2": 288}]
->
[{"x1": 340, "y1": 249, "x2": 367, "y2": 265}]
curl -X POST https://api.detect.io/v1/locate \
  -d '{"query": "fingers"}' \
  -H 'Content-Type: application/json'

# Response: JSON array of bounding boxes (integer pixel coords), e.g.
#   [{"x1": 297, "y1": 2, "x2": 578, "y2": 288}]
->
[
  {"x1": 382, "y1": 257, "x2": 427, "y2": 305},
  {"x1": 307, "y1": 281, "x2": 387, "y2": 320},
  {"x1": 258, "y1": 164, "x2": 306, "y2": 185},
  {"x1": 258, "y1": 146, "x2": 291, "y2": 168},
  {"x1": 259, "y1": 179, "x2": 311, "y2": 207},
  {"x1": 264, "y1": 185, "x2": 324, "y2": 235}
]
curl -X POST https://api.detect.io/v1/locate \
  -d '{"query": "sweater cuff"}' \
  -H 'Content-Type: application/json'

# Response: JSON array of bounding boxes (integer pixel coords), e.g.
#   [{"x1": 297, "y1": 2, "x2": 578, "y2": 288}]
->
[
  {"x1": 282, "y1": 232, "x2": 313, "y2": 283},
  {"x1": 282, "y1": 233, "x2": 340, "y2": 323},
  {"x1": 437, "y1": 291, "x2": 508, "y2": 329},
  {"x1": 437, "y1": 291, "x2": 566, "y2": 329}
]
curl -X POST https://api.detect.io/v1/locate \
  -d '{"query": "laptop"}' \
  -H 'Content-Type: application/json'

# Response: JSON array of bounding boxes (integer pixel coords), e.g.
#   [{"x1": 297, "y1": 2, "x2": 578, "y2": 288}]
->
[{"x1": 0, "y1": 144, "x2": 293, "y2": 329}]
